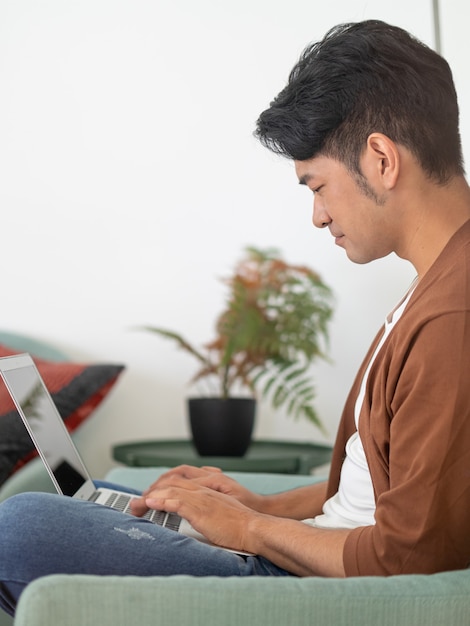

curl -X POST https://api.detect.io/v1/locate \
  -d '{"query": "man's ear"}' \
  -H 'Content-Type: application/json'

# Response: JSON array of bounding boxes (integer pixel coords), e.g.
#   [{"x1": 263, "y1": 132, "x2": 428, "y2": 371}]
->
[{"x1": 364, "y1": 133, "x2": 400, "y2": 190}]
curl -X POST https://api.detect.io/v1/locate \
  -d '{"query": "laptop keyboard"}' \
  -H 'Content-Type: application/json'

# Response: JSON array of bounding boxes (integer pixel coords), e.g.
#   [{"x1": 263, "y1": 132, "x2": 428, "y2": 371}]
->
[{"x1": 91, "y1": 490, "x2": 182, "y2": 531}]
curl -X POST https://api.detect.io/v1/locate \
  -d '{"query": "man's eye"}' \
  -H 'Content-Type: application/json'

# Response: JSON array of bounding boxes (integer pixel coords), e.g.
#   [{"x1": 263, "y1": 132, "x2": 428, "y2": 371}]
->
[{"x1": 312, "y1": 185, "x2": 323, "y2": 194}]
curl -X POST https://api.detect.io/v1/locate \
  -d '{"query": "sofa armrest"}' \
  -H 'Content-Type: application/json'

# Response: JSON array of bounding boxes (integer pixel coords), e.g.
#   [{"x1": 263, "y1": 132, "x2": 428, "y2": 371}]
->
[
  {"x1": 15, "y1": 570, "x2": 470, "y2": 626},
  {"x1": 0, "y1": 459, "x2": 55, "y2": 504}
]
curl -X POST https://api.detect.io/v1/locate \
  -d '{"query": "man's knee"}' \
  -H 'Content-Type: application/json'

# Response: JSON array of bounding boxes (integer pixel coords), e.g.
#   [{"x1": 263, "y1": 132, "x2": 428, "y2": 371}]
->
[
  {"x1": 0, "y1": 491, "x2": 41, "y2": 519},
  {"x1": 0, "y1": 493, "x2": 59, "y2": 617},
  {"x1": 0, "y1": 492, "x2": 60, "y2": 548},
  {"x1": 0, "y1": 491, "x2": 56, "y2": 517}
]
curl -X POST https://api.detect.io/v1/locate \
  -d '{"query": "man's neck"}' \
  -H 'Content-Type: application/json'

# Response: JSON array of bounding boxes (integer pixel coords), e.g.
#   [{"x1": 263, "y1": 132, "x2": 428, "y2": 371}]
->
[{"x1": 397, "y1": 175, "x2": 470, "y2": 279}]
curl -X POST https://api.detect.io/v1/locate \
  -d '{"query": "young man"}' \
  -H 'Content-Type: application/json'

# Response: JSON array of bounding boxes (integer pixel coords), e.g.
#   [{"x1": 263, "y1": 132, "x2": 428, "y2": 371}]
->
[{"x1": 1, "y1": 19, "x2": 470, "y2": 616}]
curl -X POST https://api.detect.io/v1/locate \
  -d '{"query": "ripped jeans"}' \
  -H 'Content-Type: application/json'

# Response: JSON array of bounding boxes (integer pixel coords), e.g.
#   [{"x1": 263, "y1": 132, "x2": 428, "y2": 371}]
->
[{"x1": 0, "y1": 482, "x2": 292, "y2": 616}]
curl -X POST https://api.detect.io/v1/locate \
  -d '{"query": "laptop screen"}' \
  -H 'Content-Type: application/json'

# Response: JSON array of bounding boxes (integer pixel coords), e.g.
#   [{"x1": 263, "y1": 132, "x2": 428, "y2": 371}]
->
[{"x1": 0, "y1": 355, "x2": 89, "y2": 496}]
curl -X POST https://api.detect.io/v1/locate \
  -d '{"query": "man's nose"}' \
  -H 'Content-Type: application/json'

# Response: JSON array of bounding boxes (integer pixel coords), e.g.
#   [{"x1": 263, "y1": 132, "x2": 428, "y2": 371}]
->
[{"x1": 312, "y1": 199, "x2": 332, "y2": 229}]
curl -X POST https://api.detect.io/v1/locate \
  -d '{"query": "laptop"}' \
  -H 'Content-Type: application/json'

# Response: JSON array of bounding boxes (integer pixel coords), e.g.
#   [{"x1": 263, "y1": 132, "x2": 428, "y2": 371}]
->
[{"x1": 0, "y1": 353, "x2": 251, "y2": 555}]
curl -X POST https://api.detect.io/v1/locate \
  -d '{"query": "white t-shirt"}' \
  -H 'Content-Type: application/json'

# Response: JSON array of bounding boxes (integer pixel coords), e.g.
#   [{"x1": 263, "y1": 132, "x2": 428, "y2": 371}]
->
[{"x1": 306, "y1": 281, "x2": 417, "y2": 530}]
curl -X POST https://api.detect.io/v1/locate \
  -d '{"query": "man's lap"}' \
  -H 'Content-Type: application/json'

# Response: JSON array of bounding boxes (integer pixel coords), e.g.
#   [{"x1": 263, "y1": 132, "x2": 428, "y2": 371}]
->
[{"x1": 0, "y1": 485, "x2": 292, "y2": 615}]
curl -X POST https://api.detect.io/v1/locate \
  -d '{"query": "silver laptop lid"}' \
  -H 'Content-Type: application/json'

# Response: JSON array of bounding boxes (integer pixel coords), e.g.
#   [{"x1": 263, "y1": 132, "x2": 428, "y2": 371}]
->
[{"x1": 0, "y1": 353, "x2": 92, "y2": 496}]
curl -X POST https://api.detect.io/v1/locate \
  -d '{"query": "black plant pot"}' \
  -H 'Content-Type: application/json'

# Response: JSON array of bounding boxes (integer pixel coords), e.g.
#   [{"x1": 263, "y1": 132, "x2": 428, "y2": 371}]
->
[{"x1": 188, "y1": 397, "x2": 256, "y2": 457}]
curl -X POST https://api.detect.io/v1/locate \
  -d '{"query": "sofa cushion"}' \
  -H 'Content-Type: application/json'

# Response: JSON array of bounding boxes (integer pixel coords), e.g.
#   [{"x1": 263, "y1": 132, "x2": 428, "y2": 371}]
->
[{"x1": 0, "y1": 344, "x2": 124, "y2": 486}]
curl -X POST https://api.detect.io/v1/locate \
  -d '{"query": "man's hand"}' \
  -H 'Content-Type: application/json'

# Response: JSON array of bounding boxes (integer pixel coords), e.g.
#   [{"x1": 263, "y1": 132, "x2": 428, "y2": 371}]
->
[
  {"x1": 143, "y1": 473, "x2": 261, "y2": 552},
  {"x1": 130, "y1": 466, "x2": 265, "y2": 553},
  {"x1": 129, "y1": 465, "x2": 264, "y2": 518}
]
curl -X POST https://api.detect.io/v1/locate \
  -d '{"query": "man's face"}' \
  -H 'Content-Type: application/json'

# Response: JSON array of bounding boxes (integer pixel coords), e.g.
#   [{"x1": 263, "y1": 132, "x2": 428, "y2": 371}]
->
[{"x1": 295, "y1": 154, "x2": 397, "y2": 265}]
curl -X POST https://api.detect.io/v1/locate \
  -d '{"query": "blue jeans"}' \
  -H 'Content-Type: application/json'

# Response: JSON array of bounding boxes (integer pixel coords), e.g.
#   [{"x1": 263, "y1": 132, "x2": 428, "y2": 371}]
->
[{"x1": 0, "y1": 482, "x2": 293, "y2": 616}]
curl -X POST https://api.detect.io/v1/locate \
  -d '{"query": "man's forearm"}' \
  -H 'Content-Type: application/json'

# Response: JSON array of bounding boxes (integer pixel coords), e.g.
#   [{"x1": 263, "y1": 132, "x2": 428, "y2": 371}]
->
[
  {"x1": 256, "y1": 481, "x2": 328, "y2": 520},
  {"x1": 245, "y1": 513, "x2": 349, "y2": 577}
]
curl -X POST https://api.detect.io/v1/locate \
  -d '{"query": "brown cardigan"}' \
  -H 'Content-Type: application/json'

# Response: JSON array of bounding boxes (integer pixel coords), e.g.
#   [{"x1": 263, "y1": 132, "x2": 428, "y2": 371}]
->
[{"x1": 327, "y1": 219, "x2": 470, "y2": 576}]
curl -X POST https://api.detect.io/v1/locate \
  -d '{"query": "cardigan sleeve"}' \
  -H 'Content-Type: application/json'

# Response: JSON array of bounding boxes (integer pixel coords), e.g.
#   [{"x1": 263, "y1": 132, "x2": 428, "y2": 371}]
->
[{"x1": 343, "y1": 310, "x2": 470, "y2": 576}]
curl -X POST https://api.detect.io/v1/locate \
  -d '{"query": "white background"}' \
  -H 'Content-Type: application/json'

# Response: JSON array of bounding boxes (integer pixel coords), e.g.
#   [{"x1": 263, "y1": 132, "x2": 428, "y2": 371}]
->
[{"x1": 0, "y1": 1, "x2": 468, "y2": 477}]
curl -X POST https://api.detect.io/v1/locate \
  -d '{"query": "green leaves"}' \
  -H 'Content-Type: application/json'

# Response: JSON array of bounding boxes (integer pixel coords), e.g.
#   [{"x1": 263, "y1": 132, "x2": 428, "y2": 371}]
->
[
  {"x1": 252, "y1": 360, "x2": 326, "y2": 432},
  {"x1": 137, "y1": 327, "x2": 210, "y2": 367}
]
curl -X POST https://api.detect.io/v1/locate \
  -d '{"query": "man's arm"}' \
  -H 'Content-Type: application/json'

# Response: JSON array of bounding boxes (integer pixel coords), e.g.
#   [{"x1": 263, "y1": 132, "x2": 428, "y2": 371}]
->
[
  {"x1": 246, "y1": 514, "x2": 349, "y2": 576},
  {"x1": 253, "y1": 481, "x2": 328, "y2": 519}
]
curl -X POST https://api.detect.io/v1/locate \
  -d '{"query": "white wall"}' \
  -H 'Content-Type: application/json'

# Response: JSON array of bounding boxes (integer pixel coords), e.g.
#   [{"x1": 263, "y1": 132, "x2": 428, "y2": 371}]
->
[
  {"x1": 439, "y1": 3, "x2": 470, "y2": 169},
  {"x1": 0, "y1": 0, "x2": 460, "y2": 478}
]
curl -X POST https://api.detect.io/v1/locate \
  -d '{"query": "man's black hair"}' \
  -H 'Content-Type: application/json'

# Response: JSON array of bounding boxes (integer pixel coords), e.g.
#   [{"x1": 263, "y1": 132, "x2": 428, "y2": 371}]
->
[{"x1": 255, "y1": 20, "x2": 464, "y2": 184}]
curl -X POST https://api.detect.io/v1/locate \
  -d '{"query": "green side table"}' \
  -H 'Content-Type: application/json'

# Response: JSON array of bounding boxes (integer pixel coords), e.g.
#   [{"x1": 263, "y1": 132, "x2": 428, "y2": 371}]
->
[{"x1": 112, "y1": 439, "x2": 332, "y2": 475}]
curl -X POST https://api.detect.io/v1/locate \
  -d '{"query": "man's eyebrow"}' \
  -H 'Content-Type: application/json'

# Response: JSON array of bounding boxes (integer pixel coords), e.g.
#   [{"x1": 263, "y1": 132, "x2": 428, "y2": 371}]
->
[{"x1": 298, "y1": 173, "x2": 313, "y2": 186}]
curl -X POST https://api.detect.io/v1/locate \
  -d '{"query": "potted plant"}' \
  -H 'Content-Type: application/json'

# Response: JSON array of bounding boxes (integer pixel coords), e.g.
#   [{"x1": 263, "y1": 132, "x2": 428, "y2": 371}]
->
[{"x1": 140, "y1": 246, "x2": 334, "y2": 456}]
